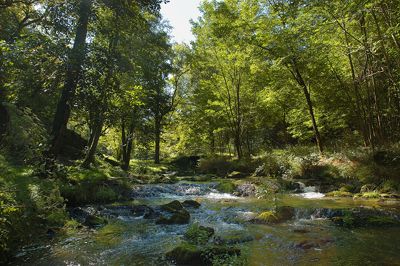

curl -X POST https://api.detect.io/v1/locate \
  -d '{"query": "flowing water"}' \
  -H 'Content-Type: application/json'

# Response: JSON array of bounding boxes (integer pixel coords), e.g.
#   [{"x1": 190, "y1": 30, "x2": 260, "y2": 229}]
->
[{"x1": 11, "y1": 181, "x2": 400, "y2": 266}]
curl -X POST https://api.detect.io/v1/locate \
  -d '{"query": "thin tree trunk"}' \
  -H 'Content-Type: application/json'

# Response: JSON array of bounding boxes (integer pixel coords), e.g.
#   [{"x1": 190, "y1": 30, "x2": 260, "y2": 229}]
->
[
  {"x1": 154, "y1": 117, "x2": 161, "y2": 164},
  {"x1": 121, "y1": 118, "x2": 135, "y2": 170},
  {"x1": 290, "y1": 59, "x2": 323, "y2": 153},
  {"x1": 82, "y1": 117, "x2": 103, "y2": 168},
  {"x1": 51, "y1": 0, "x2": 92, "y2": 156}
]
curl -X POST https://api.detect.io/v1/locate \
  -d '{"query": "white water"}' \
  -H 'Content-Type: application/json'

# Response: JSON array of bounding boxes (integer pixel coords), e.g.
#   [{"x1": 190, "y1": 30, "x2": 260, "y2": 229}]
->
[{"x1": 295, "y1": 182, "x2": 325, "y2": 199}]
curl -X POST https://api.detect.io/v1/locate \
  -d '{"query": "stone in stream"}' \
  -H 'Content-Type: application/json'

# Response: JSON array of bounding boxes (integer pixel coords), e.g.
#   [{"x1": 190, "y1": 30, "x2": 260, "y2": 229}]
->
[
  {"x1": 252, "y1": 206, "x2": 295, "y2": 224},
  {"x1": 166, "y1": 244, "x2": 241, "y2": 265},
  {"x1": 84, "y1": 215, "x2": 108, "y2": 228},
  {"x1": 161, "y1": 200, "x2": 184, "y2": 212},
  {"x1": 182, "y1": 200, "x2": 201, "y2": 208},
  {"x1": 156, "y1": 209, "x2": 191, "y2": 225}
]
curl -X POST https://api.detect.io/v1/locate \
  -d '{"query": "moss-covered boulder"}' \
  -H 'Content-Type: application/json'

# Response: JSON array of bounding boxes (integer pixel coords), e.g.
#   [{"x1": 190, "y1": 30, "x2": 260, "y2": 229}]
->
[
  {"x1": 252, "y1": 206, "x2": 295, "y2": 224},
  {"x1": 84, "y1": 215, "x2": 108, "y2": 228},
  {"x1": 156, "y1": 209, "x2": 190, "y2": 225},
  {"x1": 182, "y1": 200, "x2": 201, "y2": 209},
  {"x1": 215, "y1": 181, "x2": 236, "y2": 193},
  {"x1": 326, "y1": 190, "x2": 353, "y2": 197},
  {"x1": 166, "y1": 244, "x2": 241, "y2": 266},
  {"x1": 161, "y1": 200, "x2": 184, "y2": 212},
  {"x1": 166, "y1": 243, "x2": 203, "y2": 265},
  {"x1": 331, "y1": 209, "x2": 400, "y2": 228},
  {"x1": 184, "y1": 224, "x2": 214, "y2": 245}
]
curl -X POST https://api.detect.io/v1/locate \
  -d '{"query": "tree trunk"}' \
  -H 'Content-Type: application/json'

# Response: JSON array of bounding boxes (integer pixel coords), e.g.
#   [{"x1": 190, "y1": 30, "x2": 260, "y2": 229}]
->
[
  {"x1": 121, "y1": 118, "x2": 135, "y2": 170},
  {"x1": 51, "y1": 0, "x2": 92, "y2": 156},
  {"x1": 154, "y1": 117, "x2": 161, "y2": 164},
  {"x1": 82, "y1": 117, "x2": 103, "y2": 168},
  {"x1": 290, "y1": 59, "x2": 323, "y2": 153}
]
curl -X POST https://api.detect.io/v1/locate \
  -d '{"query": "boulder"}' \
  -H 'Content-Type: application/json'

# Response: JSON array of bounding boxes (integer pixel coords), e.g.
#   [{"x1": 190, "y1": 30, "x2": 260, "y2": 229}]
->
[
  {"x1": 235, "y1": 183, "x2": 257, "y2": 197},
  {"x1": 166, "y1": 244, "x2": 203, "y2": 265},
  {"x1": 156, "y1": 209, "x2": 190, "y2": 225},
  {"x1": 84, "y1": 215, "x2": 108, "y2": 228},
  {"x1": 182, "y1": 200, "x2": 201, "y2": 209},
  {"x1": 185, "y1": 224, "x2": 215, "y2": 245},
  {"x1": 161, "y1": 200, "x2": 183, "y2": 212}
]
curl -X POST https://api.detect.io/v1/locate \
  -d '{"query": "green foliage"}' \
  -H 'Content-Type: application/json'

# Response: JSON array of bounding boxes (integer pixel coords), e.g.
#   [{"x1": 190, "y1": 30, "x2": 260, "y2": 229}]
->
[
  {"x1": 216, "y1": 181, "x2": 236, "y2": 194},
  {"x1": 198, "y1": 157, "x2": 232, "y2": 176},
  {"x1": 1, "y1": 103, "x2": 48, "y2": 163},
  {"x1": 184, "y1": 223, "x2": 213, "y2": 245}
]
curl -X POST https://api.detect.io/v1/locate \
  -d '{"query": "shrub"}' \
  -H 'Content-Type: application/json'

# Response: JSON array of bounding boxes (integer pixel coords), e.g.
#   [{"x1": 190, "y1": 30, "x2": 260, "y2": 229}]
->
[{"x1": 198, "y1": 157, "x2": 232, "y2": 176}]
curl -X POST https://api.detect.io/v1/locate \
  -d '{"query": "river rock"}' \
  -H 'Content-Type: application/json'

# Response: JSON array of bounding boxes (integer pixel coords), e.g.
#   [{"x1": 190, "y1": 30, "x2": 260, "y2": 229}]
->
[
  {"x1": 84, "y1": 215, "x2": 108, "y2": 228},
  {"x1": 156, "y1": 209, "x2": 190, "y2": 225},
  {"x1": 182, "y1": 200, "x2": 201, "y2": 208},
  {"x1": 166, "y1": 244, "x2": 203, "y2": 265},
  {"x1": 161, "y1": 200, "x2": 184, "y2": 212},
  {"x1": 235, "y1": 183, "x2": 257, "y2": 197}
]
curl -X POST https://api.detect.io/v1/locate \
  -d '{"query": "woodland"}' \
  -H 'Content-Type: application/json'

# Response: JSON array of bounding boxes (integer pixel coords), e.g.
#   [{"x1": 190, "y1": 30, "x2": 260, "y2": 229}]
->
[{"x1": 0, "y1": 0, "x2": 400, "y2": 265}]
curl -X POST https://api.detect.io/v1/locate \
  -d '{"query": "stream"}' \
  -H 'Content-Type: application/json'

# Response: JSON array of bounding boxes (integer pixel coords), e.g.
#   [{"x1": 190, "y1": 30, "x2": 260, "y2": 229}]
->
[{"x1": 11, "y1": 181, "x2": 400, "y2": 266}]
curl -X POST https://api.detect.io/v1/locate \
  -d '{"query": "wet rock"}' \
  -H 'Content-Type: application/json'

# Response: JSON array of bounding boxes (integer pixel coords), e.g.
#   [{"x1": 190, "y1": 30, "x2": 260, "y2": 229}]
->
[
  {"x1": 130, "y1": 205, "x2": 157, "y2": 219},
  {"x1": 296, "y1": 238, "x2": 334, "y2": 250},
  {"x1": 235, "y1": 183, "x2": 257, "y2": 197},
  {"x1": 156, "y1": 209, "x2": 190, "y2": 225},
  {"x1": 252, "y1": 206, "x2": 295, "y2": 224},
  {"x1": 166, "y1": 244, "x2": 203, "y2": 265},
  {"x1": 69, "y1": 207, "x2": 99, "y2": 223},
  {"x1": 215, "y1": 181, "x2": 236, "y2": 193},
  {"x1": 84, "y1": 215, "x2": 108, "y2": 228},
  {"x1": 202, "y1": 245, "x2": 241, "y2": 258},
  {"x1": 161, "y1": 200, "x2": 183, "y2": 212},
  {"x1": 182, "y1": 200, "x2": 201, "y2": 209},
  {"x1": 214, "y1": 234, "x2": 254, "y2": 245},
  {"x1": 185, "y1": 224, "x2": 214, "y2": 244},
  {"x1": 331, "y1": 208, "x2": 400, "y2": 228},
  {"x1": 275, "y1": 206, "x2": 295, "y2": 221}
]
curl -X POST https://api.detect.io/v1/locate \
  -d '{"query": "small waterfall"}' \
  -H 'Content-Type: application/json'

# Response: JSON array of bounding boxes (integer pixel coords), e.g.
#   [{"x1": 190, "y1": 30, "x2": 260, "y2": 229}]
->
[{"x1": 295, "y1": 181, "x2": 325, "y2": 199}]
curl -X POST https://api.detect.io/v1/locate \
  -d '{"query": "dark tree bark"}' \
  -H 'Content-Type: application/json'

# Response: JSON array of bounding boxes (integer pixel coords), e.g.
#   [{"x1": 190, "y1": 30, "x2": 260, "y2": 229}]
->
[
  {"x1": 121, "y1": 117, "x2": 135, "y2": 170},
  {"x1": 289, "y1": 58, "x2": 323, "y2": 153},
  {"x1": 81, "y1": 116, "x2": 103, "y2": 168},
  {"x1": 154, "y1": 116, "x2": 161, "y2": 164},
  {"x1": 51, "y1": 0, "x2": 92, "y2": 156}
]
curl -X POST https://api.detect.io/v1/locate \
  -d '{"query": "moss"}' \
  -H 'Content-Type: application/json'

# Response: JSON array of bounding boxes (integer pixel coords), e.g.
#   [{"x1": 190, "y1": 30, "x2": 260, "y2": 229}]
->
[
  {"x1": 184, "y1": 224, "x2": 214, "y2": 245},
  {"x1": 254, "y1": 211, "x2": 278, "y2": 224},
  {"x1": 166, "y1": 243, "x2": 202, "y2": 265},
  {"x1": 84, "y1": 215, "x2": 108, "y2": 228},
  {"x1": 353, "y1": 191, "x2": 381, "y2": 199},
  {"x1": 326, "y1": 190, "x2": 353, "y2": 197},
  {"x1": 366, "y1": 216, "x2": 399, "y2": 226},
  {"x1": 216, "y1": 181, "x2": 236, "y2": 193},
  {"x1": 156, "y1": 209, "x2": 190, "y2": 225}
]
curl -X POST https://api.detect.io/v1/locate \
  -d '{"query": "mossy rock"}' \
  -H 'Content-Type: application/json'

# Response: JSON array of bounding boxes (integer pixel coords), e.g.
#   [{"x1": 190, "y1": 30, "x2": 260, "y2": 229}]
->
[
  {"x1": 166, "y1": 243, "x2": 203, "y2": 265},
  {"x1": 216, "y1": 181, "x2": 236, "y2": 193},
  {"x1": 161, "y1": 200, "x2": 184, "y2": 212},
  {"x1": 84, "y1": 215, "x2": 108, "y2": 228},
  {"x1": 182, "y1": 200, "x2": 201, "y2": 209},
  {"x1": 326, "y1": 190, "x2": 353, "y2": 197},
  {"x1": 353, "y1": 191, "x2": 381, "y2": 199},
  {"x1": 185, "y1": 224, "x2": 214, "y2": 245},
  {"x1": 252, "y1": 206, "x2": 295, "y2": 224},
  {"x1": 156, "y1": 209, "x2": 190, "y2": 225},
  {"x1": 201, "y1": 245, "x2": 241, "y2": 261},
  {"x1": 226, "y1": 171, "x2": 247, "y2": 179}
]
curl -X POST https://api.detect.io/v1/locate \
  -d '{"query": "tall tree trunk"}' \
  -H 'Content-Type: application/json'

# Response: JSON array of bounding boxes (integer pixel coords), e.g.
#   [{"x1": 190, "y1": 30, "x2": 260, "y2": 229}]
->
[
  {"x1": 51, "y1": 0, "x2": 92, "y2": 156},
  {"x1": 290, "y1": 59, "x2": 323, "y2": 153},
  {"x1": 154, "y1": 116, "x2": 161, "y2": 164},
  {"x1": 121, "y1": 118, "x2": 135, "y2": 170},
  {"x1": 82, "y1": 117, "x2": 103, "y2": 168}
]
